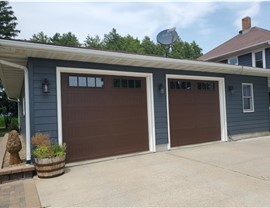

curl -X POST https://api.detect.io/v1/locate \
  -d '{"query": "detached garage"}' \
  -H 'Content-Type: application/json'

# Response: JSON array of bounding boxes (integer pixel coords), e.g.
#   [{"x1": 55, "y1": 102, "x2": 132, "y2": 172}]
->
[{"x1": 0, "y1": 39, "x2": 270, "y2": 164}]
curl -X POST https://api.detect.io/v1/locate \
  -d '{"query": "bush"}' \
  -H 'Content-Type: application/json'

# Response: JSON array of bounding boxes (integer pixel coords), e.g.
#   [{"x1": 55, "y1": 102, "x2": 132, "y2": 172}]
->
[
  {"x1": 0, "y1": 116, "x2": 5, "y2": 128},
  {"x1": 8, "y1": 117, "x2": 19, "y2": 132}
]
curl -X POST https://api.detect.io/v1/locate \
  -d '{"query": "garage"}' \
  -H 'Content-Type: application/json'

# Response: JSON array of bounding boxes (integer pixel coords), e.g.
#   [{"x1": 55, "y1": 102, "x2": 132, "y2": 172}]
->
[
  {"x1": 61, "y1": 73, "x2": 149, "y2": 162},
  {"x1": 168, "y1": 78, "x2": 221, "y2": 147}
]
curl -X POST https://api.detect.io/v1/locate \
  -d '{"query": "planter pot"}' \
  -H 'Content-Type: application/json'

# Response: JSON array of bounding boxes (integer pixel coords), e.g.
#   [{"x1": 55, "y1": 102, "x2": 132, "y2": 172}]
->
[{"x1": 34, "y1": 155, "x2": 66, "y2": 178}]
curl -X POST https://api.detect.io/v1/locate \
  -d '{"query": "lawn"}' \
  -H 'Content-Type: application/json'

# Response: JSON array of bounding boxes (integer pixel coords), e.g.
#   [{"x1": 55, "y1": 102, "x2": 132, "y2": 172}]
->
[{"x1": 0, "y1": 116, "x2": 18, "y2": 137}]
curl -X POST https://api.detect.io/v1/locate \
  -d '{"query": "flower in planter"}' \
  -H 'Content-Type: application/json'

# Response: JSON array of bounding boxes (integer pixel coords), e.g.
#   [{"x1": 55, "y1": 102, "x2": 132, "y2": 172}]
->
[
  {"x1": 32, "y1": 132, "x2": 66, "y2": 159},
  {"x1": 32, "y1": 132, "x2": 67, "y2": 178}
]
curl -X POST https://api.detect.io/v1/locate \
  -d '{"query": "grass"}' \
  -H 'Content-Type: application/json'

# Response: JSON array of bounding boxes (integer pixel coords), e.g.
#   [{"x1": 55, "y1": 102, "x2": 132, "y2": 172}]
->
[{"x1": 0, "y1": 116, "x2": 19, "y2": 137}]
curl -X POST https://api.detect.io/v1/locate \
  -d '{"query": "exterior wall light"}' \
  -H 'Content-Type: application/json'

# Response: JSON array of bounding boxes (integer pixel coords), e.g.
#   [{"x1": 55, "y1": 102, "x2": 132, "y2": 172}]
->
[
  {"x1": 42, "y1": 79, "x2": 50, "y2": 93},
  {"x1": 158, "y1": 83, "x2": 165, "y2": 95},
  {"x1": 228, "y1": 86, "x2": 234, "y2": 95}
]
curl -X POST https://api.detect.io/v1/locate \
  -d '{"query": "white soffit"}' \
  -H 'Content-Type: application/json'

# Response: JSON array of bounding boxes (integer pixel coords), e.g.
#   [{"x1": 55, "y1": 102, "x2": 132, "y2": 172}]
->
[{"x1": 1, "y1": 39, "x2": 270, "y2": 98}]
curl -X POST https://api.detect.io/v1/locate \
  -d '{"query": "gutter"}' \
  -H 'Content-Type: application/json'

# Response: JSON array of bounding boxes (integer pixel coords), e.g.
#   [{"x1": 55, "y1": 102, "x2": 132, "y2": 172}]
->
[
  {"x1": 0, "y1": 59, "x2": 31, "y2": 163},
  {"x1": 1, "y1": 39, "x2": 270, "y2": 79}
]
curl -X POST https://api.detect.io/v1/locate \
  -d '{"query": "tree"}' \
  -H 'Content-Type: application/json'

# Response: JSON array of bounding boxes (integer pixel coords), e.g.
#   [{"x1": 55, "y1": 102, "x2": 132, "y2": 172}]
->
[
  {"x1": 30, "y1": 32, "x2": 81, "y2": 47},
  {"x1": 84, "y1": 35, "x2": 103, "y2": 49},
  {"x1": 51, "y1": 32, "x2": 80, "y2": 47},
  {"x1": 0, "y1": 79, "x2": 18, "y2": 129},
  {"x1": 103, "y1": 28, "x2": 123, "y2": 51},
  {"x1": 31, "y1": 31, "x2": 50, "y2": 43},
  {"x1": 0, "y1": 1, "x2": 20, "y2": 38}
]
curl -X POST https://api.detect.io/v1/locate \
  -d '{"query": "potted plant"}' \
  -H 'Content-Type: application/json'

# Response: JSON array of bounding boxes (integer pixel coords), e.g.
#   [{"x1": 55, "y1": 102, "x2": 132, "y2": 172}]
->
[{"x1": 32, "y1": 132, "x2": 66, "y2": 178}]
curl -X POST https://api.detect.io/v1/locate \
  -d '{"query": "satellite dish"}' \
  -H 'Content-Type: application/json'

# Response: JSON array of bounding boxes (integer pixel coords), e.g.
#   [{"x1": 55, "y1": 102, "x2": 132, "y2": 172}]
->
[{"x1": 157, "y1": 27, "x2": 178, "y2": 45}]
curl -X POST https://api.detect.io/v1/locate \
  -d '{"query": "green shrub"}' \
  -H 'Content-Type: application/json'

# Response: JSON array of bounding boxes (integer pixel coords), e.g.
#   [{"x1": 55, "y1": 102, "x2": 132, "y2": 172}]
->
[
  {"x1": 0, "y1": 116, "x2": 5, "y2": 128},
  {"x1": 8, "y1": 117, "x2": 19, "y2": 132}
]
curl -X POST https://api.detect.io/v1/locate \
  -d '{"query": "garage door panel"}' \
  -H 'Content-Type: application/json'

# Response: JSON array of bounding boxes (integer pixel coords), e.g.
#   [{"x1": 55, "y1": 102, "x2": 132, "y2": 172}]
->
[
  {"x1": 61, "y1": 73, "x2": 149, "y2": 162},
  {"x1": 169, "y1": 79, "x2": 221, "y2": 147}
]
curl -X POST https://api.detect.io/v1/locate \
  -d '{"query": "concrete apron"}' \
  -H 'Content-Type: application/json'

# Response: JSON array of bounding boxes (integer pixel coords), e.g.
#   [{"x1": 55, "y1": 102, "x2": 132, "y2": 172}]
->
[{"x1": 34, "y1": 136, "x2": 270, "y2": 207}]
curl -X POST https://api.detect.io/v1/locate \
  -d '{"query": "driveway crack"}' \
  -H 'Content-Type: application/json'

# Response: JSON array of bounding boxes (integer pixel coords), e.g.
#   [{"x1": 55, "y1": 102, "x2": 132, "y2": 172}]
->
[{"x1": 167, "y1": 152, "x2": 270, "y2": 183}]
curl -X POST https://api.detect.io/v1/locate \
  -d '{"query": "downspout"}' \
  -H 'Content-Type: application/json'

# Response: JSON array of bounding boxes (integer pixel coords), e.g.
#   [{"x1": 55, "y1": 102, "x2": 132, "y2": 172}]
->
[
  {"x1": 7, "y1": 97, "x2": 20, "y2": 130},
  {"x1": 0, "y1": 60, "x2": 31, "y2": 163}
]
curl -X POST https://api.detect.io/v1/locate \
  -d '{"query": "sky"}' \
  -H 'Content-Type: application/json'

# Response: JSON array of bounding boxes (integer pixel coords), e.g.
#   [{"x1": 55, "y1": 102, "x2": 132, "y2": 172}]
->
[{"x1": 9, "y1": 1, "x2": 270, "y2": 53}]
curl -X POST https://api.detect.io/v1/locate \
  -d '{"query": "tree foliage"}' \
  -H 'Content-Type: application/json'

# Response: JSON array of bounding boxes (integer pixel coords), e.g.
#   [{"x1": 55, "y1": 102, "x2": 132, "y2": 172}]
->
[
  {"x1": 0, "y1": 80, "x2": 18, "y2": 129},
  {"x1": 84, "y1": 28, "x2": 202, "y2": 59},
  {"x1": 0, "y1": 1, "x2": 20, "y2": 38},
  {"x1": 31, "y1": 31, "x2": 80, "y2": 47},
  {"x1": 31, "y1": 28, "x2": 202, "y2": 59}
]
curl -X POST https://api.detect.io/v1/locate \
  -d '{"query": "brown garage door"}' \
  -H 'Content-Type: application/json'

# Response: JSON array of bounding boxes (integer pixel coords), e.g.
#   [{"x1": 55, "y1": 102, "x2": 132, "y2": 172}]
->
[
  {"x1": 61, "y1": 73, "x2": 149, "y2": 162},
  {"x1": 168, "y1": 79, "x2": 221, "y2": 147}
]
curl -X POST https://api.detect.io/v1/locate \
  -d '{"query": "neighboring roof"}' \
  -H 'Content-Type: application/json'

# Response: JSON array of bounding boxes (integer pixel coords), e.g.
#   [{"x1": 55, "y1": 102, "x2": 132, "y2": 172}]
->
[
  {"x1": 1, "y1": 39, "x2": 270, "y2": 98},
  {"x1": 198, "y1": 27, "x2": 270, "y2": 61}
]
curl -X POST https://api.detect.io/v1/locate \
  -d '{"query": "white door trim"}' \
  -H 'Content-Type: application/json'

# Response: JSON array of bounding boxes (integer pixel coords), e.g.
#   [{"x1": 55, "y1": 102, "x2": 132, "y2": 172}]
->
[
  {"x1": 56, "y1": 67, "x2": 156, "y2": 153},
  {"x1": 166, "y1": 74, "x2": 228, "y2": 149}
]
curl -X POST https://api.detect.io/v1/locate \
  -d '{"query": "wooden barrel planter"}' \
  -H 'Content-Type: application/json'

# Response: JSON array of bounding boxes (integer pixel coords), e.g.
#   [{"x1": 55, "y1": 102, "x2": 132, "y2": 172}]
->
[{"x1": 34, "y1": 155, "x2": 66, "y2": 178}]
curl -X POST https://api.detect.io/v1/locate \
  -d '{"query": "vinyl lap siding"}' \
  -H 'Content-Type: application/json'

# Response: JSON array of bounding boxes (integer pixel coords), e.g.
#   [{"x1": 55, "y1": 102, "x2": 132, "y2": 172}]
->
[
  {"x1": 28, "y1": 57, "x2": 270, "y2": 148},
  {"x1": 238, "y1": 53, "x2": 252, "y2": 66},
  {"x1": 225, "y1": 74, "x2": 269, "y2": 135},
  {"x1": 28, "y1": 59, "x2": 58, "y2": 142}
]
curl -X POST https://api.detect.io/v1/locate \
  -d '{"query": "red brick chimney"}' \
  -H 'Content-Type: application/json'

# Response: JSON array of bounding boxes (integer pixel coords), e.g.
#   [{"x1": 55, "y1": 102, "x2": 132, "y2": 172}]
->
[{"x1": 242, "y1": 16, "x2": 251, "y2": 31}]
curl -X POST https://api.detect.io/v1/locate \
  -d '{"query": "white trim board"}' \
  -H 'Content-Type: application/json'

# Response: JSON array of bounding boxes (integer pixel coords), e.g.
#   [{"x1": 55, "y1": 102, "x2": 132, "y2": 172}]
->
[
  {"x1": 166, "y1": 74, "x2": 228, "y2": 150},
  {"x1": 56, "y1": 67, "x2": 156, "y2": 153}
]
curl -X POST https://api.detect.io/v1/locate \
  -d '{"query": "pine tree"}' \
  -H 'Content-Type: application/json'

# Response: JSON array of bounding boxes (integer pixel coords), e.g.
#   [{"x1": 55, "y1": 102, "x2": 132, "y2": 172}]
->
[{"x1": 0, "y1": 1, "x2": 20, "y2": 38}]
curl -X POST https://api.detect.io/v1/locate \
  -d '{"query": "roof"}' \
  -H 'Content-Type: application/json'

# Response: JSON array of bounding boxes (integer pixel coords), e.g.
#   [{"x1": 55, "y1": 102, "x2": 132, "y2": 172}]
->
[
  {"x1": 1, "y1": 39, "x2": 270, "y2": 99},
  {"x1": 198, "y1": 27, "x2": 270, "y2": 61}
]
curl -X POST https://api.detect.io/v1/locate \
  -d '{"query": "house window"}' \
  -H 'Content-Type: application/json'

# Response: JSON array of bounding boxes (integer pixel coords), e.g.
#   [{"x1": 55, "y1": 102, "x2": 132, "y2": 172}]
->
[
  {"x1": 228, "y1": 57, "x2": 238, "y2": 65},
  {"x1": 252, "y1": 50, "x2": 265, "y2": 68},
  {"x1": 242, "y1": 83, "x2": 254, "y2": 112}
]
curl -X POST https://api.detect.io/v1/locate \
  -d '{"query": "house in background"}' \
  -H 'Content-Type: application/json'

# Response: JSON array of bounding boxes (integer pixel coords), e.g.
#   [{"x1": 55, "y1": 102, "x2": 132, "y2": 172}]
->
[
  {"x1": 0, "y1": 35, "x2": 270, "y2": 164},
  {"x1": 198, "y1": 16, "x2": 270, "y2": 69}
]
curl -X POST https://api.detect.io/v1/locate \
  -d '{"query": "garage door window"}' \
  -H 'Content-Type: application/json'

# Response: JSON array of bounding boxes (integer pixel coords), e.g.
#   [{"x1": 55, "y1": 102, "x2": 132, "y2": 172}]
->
[
  {"x1": 170, "y1": 81, "x2": 191, "y2": 90},
  {"x1": 69, "y1": 76, "x2": 104, "y2": 88},
  {"x1": 242, "y1": 83, "x2": 254, "y2": 112},
  {"x1": 197, "y1": 82, "x2": 215, "y2": 90},
  {"x1": 113, "y1": 79, "x2": 141, "y2": 88}
]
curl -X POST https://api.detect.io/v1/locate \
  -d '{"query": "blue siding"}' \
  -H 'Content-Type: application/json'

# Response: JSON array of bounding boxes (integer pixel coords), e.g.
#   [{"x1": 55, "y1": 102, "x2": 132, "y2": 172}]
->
[
  {"x1": 28, "y1": 59, "x2": 58, "y2": 143},
  {"x1": 238, "y1": 53, "x2": 252, "y2": 66},
  {"x1": 28, "y1": 58, "x2": 270, "y2": 147},
  {"x1": 265, "y1": 47, "x2": 270, "y2": 69},
  {"x1": 225, "y1": 75, "x2": 269, "y2": 135}
]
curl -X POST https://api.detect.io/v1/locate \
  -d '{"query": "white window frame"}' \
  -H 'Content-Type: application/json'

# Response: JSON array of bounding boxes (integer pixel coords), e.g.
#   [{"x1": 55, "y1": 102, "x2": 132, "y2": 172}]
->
[
  {"x1": 242, "y1": 83, "x2": 254, "y2": 113},
  {"x1": 252, "y1": 49, "x2": 266, "y2": 68},
  {"x1": 228, "y1": 56, "x2": 238, "y2": 65}
]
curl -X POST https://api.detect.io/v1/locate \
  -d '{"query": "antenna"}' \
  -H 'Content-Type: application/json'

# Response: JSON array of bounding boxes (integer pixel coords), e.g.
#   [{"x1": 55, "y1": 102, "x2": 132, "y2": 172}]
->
[{"x1": 157, "y1": 27, "x2": 179, "y2": 57}]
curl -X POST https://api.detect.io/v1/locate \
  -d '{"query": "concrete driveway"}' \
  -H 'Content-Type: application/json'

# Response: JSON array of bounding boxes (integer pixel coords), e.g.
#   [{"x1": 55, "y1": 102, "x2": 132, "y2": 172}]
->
[{"x1": 35, "y1": 136, "x2": 270, "y2": 207}]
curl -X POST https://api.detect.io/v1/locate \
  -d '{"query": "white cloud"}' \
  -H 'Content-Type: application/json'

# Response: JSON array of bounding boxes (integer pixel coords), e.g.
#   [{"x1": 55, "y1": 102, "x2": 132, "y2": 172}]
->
[
  {"x1": 232, "y1": 2, "x2": 261, "y2": 29},
  {"x1": 11, "y1": 2, "x2": 220, "y2": 43}
]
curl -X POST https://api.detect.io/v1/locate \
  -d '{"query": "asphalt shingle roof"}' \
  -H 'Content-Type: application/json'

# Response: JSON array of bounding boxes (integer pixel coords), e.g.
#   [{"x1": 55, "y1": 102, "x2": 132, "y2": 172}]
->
[{"x1": 198, "y1": 27, "x2": 270, "y2": 61}]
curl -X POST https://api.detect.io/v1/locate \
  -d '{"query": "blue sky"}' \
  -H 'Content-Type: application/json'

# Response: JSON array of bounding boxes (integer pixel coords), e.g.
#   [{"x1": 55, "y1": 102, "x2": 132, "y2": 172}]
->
[{"x1": 9, "y1": 1, "x2": 270, "y2": 53}]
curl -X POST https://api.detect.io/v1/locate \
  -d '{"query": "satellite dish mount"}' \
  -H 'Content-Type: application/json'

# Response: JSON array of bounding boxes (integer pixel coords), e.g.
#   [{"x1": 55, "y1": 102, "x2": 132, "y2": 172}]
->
[{"x1": 157, "y1": 27, "x2": 179, "y2": 57}]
